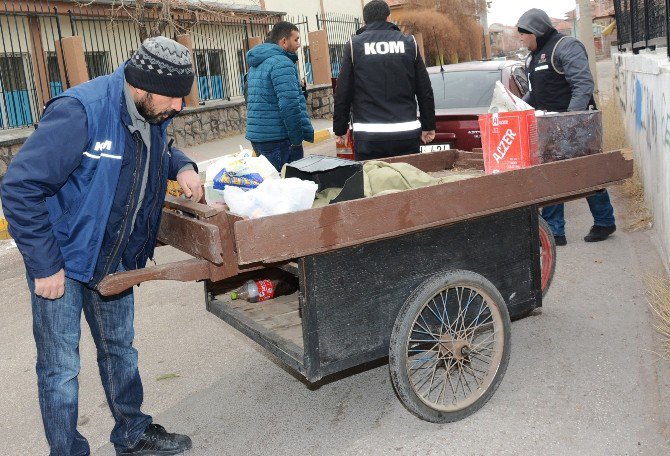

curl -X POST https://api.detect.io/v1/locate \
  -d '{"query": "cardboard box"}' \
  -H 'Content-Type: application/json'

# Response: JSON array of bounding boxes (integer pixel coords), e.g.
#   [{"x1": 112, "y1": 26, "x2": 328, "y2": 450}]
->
[
  {"x1": 284, "y1": 155, "x2": 364, "y2": 204},
  {"x1": 478, "y1": 110, "x2": 538, "y2": 174}
]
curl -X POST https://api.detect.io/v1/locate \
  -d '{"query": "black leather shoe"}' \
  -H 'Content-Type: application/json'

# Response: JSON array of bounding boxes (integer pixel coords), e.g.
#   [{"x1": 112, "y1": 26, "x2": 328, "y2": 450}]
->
[
  {"x1": 117, "y1": 424, "x2": 192, "y2": 455},
  {"x1": 554, "y1": 235, "x2": 567, "y2": 246},
  {"x1": 584, "y1": 225, "x2": 616, "y2": 242}
]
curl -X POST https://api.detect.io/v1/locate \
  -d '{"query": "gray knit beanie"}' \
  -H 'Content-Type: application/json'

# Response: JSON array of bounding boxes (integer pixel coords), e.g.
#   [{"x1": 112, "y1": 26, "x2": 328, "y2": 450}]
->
[{"x1": 125, "y1": 36, "x2": 194, "y2": 97}]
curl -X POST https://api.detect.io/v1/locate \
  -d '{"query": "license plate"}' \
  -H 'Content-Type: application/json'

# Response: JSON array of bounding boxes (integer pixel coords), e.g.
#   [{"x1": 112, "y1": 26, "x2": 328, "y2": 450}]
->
[{"x1": 420, "y1": 144, "x2": 451, "y2": 153}]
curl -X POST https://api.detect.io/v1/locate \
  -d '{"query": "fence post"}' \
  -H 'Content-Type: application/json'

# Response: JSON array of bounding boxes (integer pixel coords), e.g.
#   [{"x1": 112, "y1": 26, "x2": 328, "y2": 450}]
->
[
  {"x1": 55, "y1": 36, "x2": 88, "y2": 89},
  {"x1": 630, "y1": 0, "x2": 637, "y2": 53},
  {"x1": 643, "y1": 0, "x2": 649, "y2": 48},
  {"x1": 28, "y1": 17, "x2": 51, "y2": 108},
  {"x1": 308, "y1": 29, "x2": 332, "y2": 85},
  {"x1": 248, "y1": 36, "x2": 262, "y2": 49},
  {"x1": 176, "y1": 34, "x2": 200, "y2": 108}
]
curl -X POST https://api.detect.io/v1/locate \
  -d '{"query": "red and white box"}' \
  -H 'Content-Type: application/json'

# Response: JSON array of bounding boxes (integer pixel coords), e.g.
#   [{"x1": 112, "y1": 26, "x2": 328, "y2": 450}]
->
[{"x1": 478, "y1": 110, "x2": 539, "y2": 174}]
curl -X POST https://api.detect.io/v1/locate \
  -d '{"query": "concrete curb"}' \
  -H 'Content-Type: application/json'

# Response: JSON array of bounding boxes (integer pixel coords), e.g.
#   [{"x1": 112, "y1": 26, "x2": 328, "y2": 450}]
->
[{"x1": 0, "y1": 218, "x2": 10, "y2": 240}]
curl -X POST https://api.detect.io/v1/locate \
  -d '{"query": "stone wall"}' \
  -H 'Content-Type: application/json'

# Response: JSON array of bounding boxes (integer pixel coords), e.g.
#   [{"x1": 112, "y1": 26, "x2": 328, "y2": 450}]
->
[
  {"x1": 0, "y1": 85, "x2": 336, "y2": 179},
  {"x1": 168, "y1": 100, "x2": 247, "y2": 148},
  {"x1": 307, "y1": 84, "x2": 334, "y2": 119},
  {"x1": 615, "y1": 49, "x2": 670, "y2": 268}
]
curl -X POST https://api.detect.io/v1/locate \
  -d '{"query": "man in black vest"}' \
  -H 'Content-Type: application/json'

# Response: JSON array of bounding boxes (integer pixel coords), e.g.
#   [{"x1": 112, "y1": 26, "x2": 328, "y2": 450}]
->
[
  {"x1": 517, "y1": 8, "x2": 616, "y2": 246},
  {"x1": 333, "y1": 0, "x2": 435, "y2": 160}
]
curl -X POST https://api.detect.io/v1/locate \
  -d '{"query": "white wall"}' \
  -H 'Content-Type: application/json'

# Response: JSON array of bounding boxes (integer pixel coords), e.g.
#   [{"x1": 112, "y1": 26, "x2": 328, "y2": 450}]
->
[{"x1": 615, "y1": 49, "x2": 670, "y2": 265}]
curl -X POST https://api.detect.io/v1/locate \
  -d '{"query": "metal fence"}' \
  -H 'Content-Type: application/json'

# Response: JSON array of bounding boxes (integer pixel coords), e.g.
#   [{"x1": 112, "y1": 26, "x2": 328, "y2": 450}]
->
[
  {"x1": 613, "y1": 0, "x2": 669, "y2": 58},
  {"x1": 0, "y1": 0, "x2": 67, "y2": 129},
  {"x1": 0, "y1": 1, "x2": 349, "y2": 130},
  {"x1": 316, "y1": 12, "x2": 361, "y2": 78}
]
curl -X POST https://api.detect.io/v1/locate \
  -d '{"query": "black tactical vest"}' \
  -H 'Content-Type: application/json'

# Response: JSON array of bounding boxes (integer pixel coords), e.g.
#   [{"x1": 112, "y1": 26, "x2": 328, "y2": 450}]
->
[
  {"x1": 350, "y1": 22, "x2": 421, "y2": 140},
  {"x1": 526, "y1": 30, "x2": 575, "y2": 112}
]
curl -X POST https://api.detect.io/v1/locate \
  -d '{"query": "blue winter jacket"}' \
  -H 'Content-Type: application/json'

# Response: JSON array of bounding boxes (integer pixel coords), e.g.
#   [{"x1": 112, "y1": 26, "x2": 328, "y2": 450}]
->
[
  {"x1": 245, "y1": 43, "x2": 314, "y2": 145},
  {"x1": 0, "y1": 63, "x2": 195, "y2": 286}
]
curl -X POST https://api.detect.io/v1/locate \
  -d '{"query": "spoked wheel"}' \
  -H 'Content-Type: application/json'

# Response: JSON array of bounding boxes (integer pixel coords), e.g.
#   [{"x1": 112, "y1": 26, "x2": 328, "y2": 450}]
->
[
  {"x1": 538, "y1": 217, "x2": 556, "y2": 297},
  {"x1": 389, "y1": 270, "x2": 511, "y2": 423}
]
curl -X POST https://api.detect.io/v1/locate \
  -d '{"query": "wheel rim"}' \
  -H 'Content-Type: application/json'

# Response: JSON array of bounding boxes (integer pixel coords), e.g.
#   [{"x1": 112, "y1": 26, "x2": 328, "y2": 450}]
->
[
  {"x1": 539, "y1": 224, "x2": 553, "y2": 293},
  {"x1": 404, "y1": 285, "x2": 505, "y2": 412}
]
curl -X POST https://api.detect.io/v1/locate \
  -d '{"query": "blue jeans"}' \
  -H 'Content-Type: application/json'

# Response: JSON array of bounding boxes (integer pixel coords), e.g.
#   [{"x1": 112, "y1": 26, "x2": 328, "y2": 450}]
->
[
  {"x1": 251, "y1": 139, "x2": 304, "y2": 172},
  {"x1": 542, "y1": 189, "x2": 615, "y2": 237},
  {"x1": 29, "y1": 267, "x2": 151, "y2": 456}
]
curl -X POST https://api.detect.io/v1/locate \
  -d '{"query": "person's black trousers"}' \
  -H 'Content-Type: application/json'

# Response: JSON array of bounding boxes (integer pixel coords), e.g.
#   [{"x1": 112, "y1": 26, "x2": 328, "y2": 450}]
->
[{"x1": 354, "y1": 136, "x2": 421, "y2": 161}]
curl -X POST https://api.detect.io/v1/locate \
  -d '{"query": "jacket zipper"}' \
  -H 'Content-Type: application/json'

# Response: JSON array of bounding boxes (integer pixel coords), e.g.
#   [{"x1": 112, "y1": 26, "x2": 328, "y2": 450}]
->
[
  {"x1": 100, "y1": 131, "x2": 144, "y2": 279},
  {"x1": 133, "y1": 138, "x2": 166, "y2": 268}
]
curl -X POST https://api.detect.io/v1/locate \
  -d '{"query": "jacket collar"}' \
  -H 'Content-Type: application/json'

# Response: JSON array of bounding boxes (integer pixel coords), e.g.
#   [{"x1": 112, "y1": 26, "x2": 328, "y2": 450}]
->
[{"x1": 356, "y1": 21, "x2": 401, "y2": 35}]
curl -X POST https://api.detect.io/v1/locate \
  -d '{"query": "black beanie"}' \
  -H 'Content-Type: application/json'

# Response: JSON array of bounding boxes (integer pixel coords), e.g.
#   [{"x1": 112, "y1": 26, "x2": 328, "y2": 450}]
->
[{"x1": 124, "y1": 36, "x2": 194, "y2": 98}]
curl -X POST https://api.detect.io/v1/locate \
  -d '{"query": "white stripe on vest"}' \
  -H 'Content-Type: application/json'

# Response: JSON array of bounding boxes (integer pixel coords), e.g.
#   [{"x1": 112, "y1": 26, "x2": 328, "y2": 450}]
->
[{"x1": 352, "y1": 120, "x2": 421, "y2": 133}]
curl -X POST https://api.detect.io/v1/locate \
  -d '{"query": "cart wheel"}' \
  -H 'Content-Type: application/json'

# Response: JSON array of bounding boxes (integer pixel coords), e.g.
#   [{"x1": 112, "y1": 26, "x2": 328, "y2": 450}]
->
[
  {"x1": 389, "y1": 270, "x2": 511, "y2": 423},
  {"x1": 538, "y1": 217, "x2": 556, "y2": 297}
]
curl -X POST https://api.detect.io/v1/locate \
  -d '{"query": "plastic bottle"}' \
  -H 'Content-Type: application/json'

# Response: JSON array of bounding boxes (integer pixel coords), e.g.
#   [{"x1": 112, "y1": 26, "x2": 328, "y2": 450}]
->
[{"x1": 230, "y1": 278, "x2": 298, "y2": 303}]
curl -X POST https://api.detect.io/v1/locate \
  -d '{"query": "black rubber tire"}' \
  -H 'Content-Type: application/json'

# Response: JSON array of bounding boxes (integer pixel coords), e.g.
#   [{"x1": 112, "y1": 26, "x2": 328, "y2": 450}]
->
[
  {"x1": 388, "y1": 269, "x2": 511, "y2": 423},
  {"x1": 538, "y1": 216, "x2": 556, "y2": 298}
]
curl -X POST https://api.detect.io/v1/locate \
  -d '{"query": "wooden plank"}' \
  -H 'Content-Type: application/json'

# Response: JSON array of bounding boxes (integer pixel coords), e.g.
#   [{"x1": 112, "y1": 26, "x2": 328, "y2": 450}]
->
[
  {"x1": 158, "y1": 210, "x2": 224, "y2": 264},
  {"x1": 207, "y1": 298, "x2": 306, "y2": 375},
  {"x1": 234, "y1": 150, "x2": 632, "y2": 265},
  {"x1": 163, "y1": 195, "x2": 222, "y2": 218},
  {"x1": 98, "y1": 259, "x2": 211, "y2": 296}
]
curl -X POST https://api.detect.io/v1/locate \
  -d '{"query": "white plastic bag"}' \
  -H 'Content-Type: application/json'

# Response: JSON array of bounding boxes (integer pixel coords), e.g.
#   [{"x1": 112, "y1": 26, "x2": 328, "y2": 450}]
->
[
  {"x1": 488, "y1": 81, "x2": 534, "y2": 113},
  {"x1": 223, "y1": 178, "x2": 319, "y2": 219}
]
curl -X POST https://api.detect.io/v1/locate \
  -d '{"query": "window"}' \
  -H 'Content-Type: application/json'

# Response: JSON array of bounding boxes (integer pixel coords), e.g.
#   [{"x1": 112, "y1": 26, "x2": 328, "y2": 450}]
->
[
  {"x1": 195, "y1": 50, "x2": 226, "y2": 101},
  {"x1": 0, "y1": 53, "x2": 34, "y2": 127},
  {"x1": 46, "y1": 53, "x2": 64, "y2": 98},
  {"x1": 430, "y1": 70, "x2": 501, "y2": 110},
  {"x1": 85, "y1": 51, "x2": 110, "y2": 79}
]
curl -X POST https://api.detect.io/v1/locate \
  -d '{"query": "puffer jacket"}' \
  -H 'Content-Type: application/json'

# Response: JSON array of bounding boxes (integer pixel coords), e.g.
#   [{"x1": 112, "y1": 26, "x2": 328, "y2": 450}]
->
[{"x1": 245, "y1": 43, "x2": 314, "y2": 145}]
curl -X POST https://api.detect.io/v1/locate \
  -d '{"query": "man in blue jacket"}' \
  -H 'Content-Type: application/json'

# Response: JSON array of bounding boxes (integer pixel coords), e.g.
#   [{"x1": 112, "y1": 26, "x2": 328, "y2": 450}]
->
[
  {"x1": 245, "y1": 21, "x2": 314, "y2": 171},
  {"x1": 1, "y1": 37, "x2": 202, "y2": 455}
]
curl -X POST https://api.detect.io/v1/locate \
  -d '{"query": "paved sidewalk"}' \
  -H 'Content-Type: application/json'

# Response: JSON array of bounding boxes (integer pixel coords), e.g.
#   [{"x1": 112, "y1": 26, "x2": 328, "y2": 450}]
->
[{"x1": 184, "y1": 118, "x2": 333, "y2": 170}]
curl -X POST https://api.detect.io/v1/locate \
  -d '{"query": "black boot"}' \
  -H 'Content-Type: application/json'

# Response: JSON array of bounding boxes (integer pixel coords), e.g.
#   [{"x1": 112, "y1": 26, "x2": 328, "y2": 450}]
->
[
  {"x1": 584, "y1": 225, "x2": 616, "y2": 242},
  {"x1": 554, "y1": 235, "x2": 567, "y2": 246},
  {"x1": 117, "y1": 424, "x2": 192, "y2": 455}
]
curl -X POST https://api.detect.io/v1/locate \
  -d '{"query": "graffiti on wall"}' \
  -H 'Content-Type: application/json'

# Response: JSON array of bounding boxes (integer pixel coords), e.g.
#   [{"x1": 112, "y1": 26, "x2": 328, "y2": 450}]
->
[{"x1": 634, "y1": 76, "x2": 670, "y2": 149}]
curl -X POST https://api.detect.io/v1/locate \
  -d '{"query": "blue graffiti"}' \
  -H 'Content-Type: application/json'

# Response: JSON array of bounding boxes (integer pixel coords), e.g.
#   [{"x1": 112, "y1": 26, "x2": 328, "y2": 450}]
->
[{"x1": 635, "y1": 78, "x2": 643, "y2": 130}]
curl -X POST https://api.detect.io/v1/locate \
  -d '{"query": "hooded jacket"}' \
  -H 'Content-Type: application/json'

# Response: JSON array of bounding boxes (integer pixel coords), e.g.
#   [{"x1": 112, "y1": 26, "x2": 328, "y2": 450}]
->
[
  {"x1": 245, "y1": 43, "x2": 314, "y2": 145},
  {"x1": 517, "y1": 9, "x2": 595, "y2": 112}
]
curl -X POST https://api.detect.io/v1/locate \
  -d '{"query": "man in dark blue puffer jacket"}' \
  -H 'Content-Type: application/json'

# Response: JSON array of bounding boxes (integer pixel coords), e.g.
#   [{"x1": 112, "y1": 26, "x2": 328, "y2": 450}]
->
[
  {"x1": 1, "y1": 37, "x2": 201, "y2": 456},
  {"x1": 245, "y1": 21, "x2": 314, "y2": 171}
]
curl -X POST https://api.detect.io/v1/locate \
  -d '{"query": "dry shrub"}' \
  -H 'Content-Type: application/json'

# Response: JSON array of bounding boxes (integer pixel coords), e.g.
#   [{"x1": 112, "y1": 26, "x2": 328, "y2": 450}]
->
[
  {"x1": 597, "y1": 91, "x2": 628, "y2": 152},
  {"x1": 619, "y1": 166, "x2": 653, "y2": 231},
  {"x1": 399, "y1": 2, "x2": 485, "y2": 64},
  {"x1": 645, "y1": 275, "x2": 670, "y2": 359}
]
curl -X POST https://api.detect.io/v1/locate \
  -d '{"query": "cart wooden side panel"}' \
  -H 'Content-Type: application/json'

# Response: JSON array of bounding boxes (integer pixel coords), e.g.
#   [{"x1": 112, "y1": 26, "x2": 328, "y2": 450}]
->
[
  {"x1": 233, "y1": 150, "x2": 632, "y2": 266},
  {"x1": 299, "y1": 206, "x2": 541, "y2": 381}
]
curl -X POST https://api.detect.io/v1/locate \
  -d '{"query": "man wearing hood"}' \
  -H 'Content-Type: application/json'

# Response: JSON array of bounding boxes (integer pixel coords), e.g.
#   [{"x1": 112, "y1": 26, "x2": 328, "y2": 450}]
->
[
  {"x1": 333, "y1": 0, "x2": 435, "y2": 160},
  {"x1": 517, "y1": 8, "x2": 616, "y2": 246},
  {"x1": 245, "y1": 21, "x2": 314, "y2": 171}
]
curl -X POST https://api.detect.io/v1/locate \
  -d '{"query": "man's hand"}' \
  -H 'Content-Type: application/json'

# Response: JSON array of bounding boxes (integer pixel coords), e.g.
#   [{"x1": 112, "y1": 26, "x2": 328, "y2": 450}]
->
[
  {"x1": 35, "y1": 269, "x2": 65, "y2": 300},
  {"x1": 335, "y1": 135, "x2": 347, "y2": 146},
  {"x1": 421, "y1": 130, "x2": 436, "y2": 144},
  {"x1": 177, "y1": 169, "x2": 203, "y2": 203}
]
